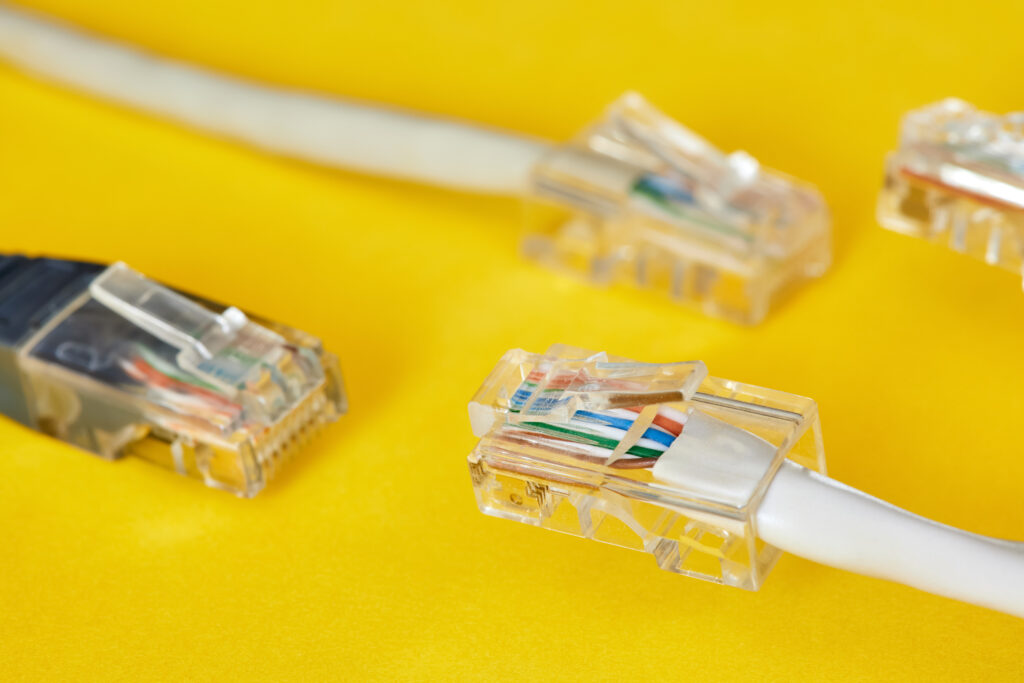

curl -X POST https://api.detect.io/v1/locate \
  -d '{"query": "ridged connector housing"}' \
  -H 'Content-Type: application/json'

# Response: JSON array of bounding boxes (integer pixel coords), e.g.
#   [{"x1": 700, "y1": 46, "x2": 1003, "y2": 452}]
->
[
  {"x1": 467, "y1": 344, "x2": 826, "y2": 590},
  {"x1": 0, "y1": 257, "x2": 345, "y2": 497},
  {"x1": 525, "y1": 93, "x2": 831, "y2": 324},
  {"x1": 879, "y1": 98, "x2": 1024, "y2": 280}
]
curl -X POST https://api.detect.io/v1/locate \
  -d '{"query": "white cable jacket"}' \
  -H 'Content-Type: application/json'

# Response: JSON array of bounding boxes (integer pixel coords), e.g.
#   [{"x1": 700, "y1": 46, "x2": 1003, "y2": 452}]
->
[
  {"x1": 758, "y1": 460, "x2": 1024, "y2": 619},
  {"x1": 0, "y1": 4, "x2": 550, "y2": 194}
]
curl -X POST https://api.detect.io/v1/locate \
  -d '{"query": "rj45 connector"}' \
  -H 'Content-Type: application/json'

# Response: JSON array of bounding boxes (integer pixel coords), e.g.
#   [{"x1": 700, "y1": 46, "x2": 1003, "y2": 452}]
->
[
  {"x1": 0, "y1": 256, "x2": 346, "y2": 497},
  {"x1": 525, "y1": 94, "x2": 832, "y2": 325},
  {"x1": 879, "y1": 98, "x2": 1024, "y2": 280},
  {"x1": 466, "y1": 344, "x2": 826, "y2": 590}
]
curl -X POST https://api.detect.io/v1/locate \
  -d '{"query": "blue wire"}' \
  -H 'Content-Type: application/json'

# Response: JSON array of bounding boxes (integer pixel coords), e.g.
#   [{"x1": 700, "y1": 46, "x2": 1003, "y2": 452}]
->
[{"x1": 573, "y1": 409, "x2": 676, "y2": 447}]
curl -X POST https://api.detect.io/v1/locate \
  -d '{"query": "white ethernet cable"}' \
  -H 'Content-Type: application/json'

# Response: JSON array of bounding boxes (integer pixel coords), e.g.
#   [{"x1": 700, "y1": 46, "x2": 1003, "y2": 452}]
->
[
  {"x1": 467, "y1": 345, "x2": 1024, "y2": 619},
  {"x1": 0, "y1": 3, "x2": 831, "y2": 324},
  {"x1": 0, "y1": 3, "x2": 547, "y2": 194},
  {"x1": 759, "y1": 461, "x2": 1024, "y2": 618}
]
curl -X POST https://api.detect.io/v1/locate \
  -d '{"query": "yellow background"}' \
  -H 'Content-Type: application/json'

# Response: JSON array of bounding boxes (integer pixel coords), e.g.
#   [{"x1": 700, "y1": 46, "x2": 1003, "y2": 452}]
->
[{"x1": 2, "y1": 0, "x2": 1024, "y2": 679}]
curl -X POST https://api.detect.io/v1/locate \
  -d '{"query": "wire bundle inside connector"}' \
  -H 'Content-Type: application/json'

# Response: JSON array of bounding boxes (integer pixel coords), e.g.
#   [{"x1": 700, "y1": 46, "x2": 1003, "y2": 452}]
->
[
  {"x1": 526, "y1": 94, "x2": 832, "y2": 323},
  {"x1": 472, "y1": 349, "x2": 709, "y2": 472},
  {"x1": 468, "y1": 346, "x2": 1024, "y2": 620},
  {"x1": 501, "y1": 365, "x2": 690, "y2": 468},
  {"x1": 894, "y1": 98, "x2": 1024, "y2": 210},
  {"x1": 6, "y1": 260, "x2": 346, "y2": 497},
  {"x1": 879, "y1": 99, "x2": 1024, "y2": 278},
  {"x1": 468, "y1": 345, "x2": 825, "y2": 590}
]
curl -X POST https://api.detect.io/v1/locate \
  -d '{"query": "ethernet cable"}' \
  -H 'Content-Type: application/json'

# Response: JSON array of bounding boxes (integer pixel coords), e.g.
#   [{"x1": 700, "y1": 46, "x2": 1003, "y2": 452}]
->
[
  {"x1": 0, "y1": 255, "x2": 346, "y2": 497},
  {"x1": 467, "y1": 344, "x2": 1024, "y2": 619},
  {"x1": 879, "y1": 98, "x2": 1024, "y2": 283},
  {"x1": 0, "y1": 4, "x2": 831, "y2": 324}
]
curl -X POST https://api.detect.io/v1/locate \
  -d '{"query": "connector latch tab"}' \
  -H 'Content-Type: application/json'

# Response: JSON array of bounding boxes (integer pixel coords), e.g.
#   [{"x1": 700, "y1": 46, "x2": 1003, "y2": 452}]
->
[
  {"x1": 467, "y1": 344, "x2": 826, "y2": 590},
  {"x1": 6, "y1": 260, "x2": 345, "y2": 497},
  {"x1": 879, "y1": 98, "x2": 1024, "y2": 280},
  {"x1": 525, "y1": 93, "x2": 831, "y2": 324}
]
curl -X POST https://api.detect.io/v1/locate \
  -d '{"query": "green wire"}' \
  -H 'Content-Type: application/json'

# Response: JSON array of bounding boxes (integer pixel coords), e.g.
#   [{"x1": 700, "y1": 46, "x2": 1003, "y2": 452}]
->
[
  {"x1": 520, "y1": 421, "x2": 662, "y2": 458},
  {"x1": 135, "y1": 344, "x2": 222, "y2": 392},
  {"x1": 631, "y1": 176, "x2": 753, "y2": 242},
  {"x1": 511, "y1": 377, "x2": 665, "y2": 458}
]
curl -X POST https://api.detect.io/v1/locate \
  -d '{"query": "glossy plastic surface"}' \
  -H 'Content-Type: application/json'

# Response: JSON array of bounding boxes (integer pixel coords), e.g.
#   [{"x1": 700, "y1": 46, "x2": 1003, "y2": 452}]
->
[
  {"x1": 879, "y1": 98, "x2": 1024, "y2": 280},
  {"x1": 467, "y1": 344, "x2": 826, "y2": 590},
  {"x1": 525, "y1": 93, "x2": 832, "y2": 324},
  {"x1": 14, "y1": 262, "x2": 346, "y2": 496}
]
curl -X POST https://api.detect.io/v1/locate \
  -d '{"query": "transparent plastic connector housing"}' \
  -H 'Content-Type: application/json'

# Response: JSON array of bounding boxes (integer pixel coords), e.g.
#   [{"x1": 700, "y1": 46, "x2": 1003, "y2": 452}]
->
[
  {"x1": 11, "y1": 262, "x2": 346, "y2": 497},
  {"x1": 525, "y1": 93, "x2": 832, "y2": 324},
  {"x1": 466, "y1": 344, "x2": 826, "y2": 590},
  {"x1": 879, "y1": 98, "x2": 1024, "y2": 280}
]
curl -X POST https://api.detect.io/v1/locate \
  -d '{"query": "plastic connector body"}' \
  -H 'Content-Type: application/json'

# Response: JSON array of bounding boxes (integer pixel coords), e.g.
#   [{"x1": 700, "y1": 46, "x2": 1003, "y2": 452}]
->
[
  {"x1": 879, "y1": 98, "x2": 1024, "y2": 280},
  {"x1": 0, "y1": 257, "x2": 346, "y2": 497},
  {"x1": 524, "y1": 93, "x2": 831, "y2": 325},
  {"x1": 466, "y1": 344, "x2": 826, "y2": 590}
]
